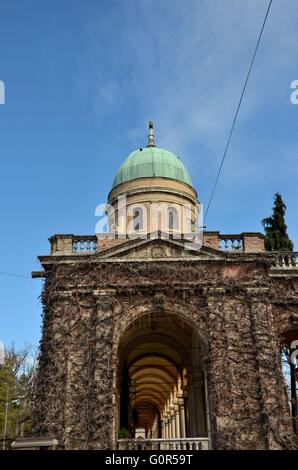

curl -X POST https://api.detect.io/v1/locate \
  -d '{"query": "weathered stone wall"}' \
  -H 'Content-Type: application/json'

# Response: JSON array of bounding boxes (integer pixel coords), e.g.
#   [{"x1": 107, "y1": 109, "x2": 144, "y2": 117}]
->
[
  {"x1": 33, "y1": 294, "x2": 70, "y2": 438},
  {"x1": 33, "y1": 281, "x2": 115, "y2": 449},
  {"x1": 33, "y1": 258, "x2": 298, "y2": 449}
]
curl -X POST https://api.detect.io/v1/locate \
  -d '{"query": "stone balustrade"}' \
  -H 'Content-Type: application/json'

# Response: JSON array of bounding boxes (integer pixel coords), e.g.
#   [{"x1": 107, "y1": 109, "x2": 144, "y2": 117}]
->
[
  {"x1": 117, "y1": 437, "x2": 210, "y2": 450},
  {"x1": 271, "y1": 252, "x2": 298, "y2": 269},
  {"x1": 49, "y1": 231, "x2": 267, "y2": 256},
  {"x1": 219, "y1": 234, "x2": 243, "y2": 251},
  {"x1": 72, "y1": 236, "x2": 98, "y2": 254},
  {"x1": 49, "y1": 234, "x2": 98, "y2": 256},
  {"x1": 203, "y1": 232, "x2": 265, "y2": 252}
]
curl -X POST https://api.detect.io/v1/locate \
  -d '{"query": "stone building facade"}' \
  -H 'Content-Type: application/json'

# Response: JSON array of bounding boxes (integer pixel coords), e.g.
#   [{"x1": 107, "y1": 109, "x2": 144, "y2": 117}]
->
[{"x1": 32, "y1": 124, "x2": 298, "y2": 450}]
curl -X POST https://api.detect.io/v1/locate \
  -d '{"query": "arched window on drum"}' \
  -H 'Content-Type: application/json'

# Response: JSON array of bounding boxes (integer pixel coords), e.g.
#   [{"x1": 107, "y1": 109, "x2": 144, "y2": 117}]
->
[
  {"x1": 133, "y1": 207, "x2": 143, "y2": 231},
  {"x1": 167, "y1": 207, "x2": 178, "y2": 230}
]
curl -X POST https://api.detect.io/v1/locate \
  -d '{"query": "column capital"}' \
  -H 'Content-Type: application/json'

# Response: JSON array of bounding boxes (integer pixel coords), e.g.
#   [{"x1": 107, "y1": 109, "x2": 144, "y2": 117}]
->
[
  {"x1": 173, "y1": 402, "x2": 179, "y2": 414},
  {"x1": 177, "y1": 396, "x2": 185, "y2": 407}
]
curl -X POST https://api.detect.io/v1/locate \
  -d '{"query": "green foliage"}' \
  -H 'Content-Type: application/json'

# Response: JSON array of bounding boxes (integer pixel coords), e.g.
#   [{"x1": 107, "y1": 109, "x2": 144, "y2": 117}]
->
[
  {"x1": 262, "y1": 193, "x2": 294, "y2": 252},
  {"x1": 118, "y1": 427, "x2": 131, "y2": 439},
  {"x1": 0, "y1": 347, "x2": 36, "y2": 449}
]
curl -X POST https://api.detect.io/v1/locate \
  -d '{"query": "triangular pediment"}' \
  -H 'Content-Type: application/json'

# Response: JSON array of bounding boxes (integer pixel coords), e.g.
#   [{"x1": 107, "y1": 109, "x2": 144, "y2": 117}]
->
[{"x1": 97, "y1": 235, "x2": 224, "y2": 260}]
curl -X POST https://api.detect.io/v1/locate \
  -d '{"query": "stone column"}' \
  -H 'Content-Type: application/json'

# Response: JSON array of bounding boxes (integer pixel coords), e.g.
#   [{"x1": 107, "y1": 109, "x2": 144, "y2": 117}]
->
[
  {"x1": 161, "y1": 421, "x2": 164, "y2": 439},
  {"x1": 204, "y1": 286, "x2": 293, "y2": 450},
  {"x1": 164, "y1": 417, "x2": 168, "y2": 438},
  {"x1": 203, "y1": 287, "x2": 238, "y2": 449},
  {"x1": 170, "y1": 409, "x2": 176, "y2": 438},
  {"x1": 167, "y1": 412, "x2": 172, "y2": 438},
  {"x1": 247, "y1": 291, "x2": 297, "y2": 449},
  {"x1": 174, "y1": 402, "x2": 180, "y2": 438},
  {"x1": 92, "y1": 289, "x2": 115, "y2": 449},
  {"x1": 64, "y1": 291, "x2": 99, "y2": 449},
  {"x1": 177, "y1": 396, "x2": 186, "y2": 438},
  {"x1": 33, "y1": 292, "x2": 70, "y2": 441},
  {"x1": 204, "y1": 373, "x2": 212, "y2": 446}
]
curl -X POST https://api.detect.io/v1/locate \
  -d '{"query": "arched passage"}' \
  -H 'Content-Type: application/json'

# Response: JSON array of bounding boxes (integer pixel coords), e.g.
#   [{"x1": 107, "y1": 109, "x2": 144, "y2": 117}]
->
[{"x1": 116, "y1": 312, "x2": 208, "y2": 439}]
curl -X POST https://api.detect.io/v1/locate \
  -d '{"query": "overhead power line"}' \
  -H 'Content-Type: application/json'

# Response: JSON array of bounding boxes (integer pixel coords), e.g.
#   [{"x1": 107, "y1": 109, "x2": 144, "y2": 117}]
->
[{"x1": 204, "y1": 0, "x2": 273, "y2": 223}]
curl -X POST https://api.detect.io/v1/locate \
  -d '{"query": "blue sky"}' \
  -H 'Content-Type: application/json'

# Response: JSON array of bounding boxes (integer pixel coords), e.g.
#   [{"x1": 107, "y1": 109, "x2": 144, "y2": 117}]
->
[{"x1": 0, "y1": 0, "x2": 297, "y2": 351}]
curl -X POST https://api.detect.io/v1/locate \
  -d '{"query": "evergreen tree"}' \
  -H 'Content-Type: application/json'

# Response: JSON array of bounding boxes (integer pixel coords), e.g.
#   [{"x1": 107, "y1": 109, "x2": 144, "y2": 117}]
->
[
  {"x1": 0, "y1": 347, "x2": 35, "y2": 449},
  {"x1": 262, "y1": 193, "x2": 294, "y2": 251}
]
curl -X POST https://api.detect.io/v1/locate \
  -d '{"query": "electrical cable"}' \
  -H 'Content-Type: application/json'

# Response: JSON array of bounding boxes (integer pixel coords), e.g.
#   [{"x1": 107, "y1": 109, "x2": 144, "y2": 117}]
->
[{"x1": 204, "y1": 0, "x2": 273, "y2": 223}]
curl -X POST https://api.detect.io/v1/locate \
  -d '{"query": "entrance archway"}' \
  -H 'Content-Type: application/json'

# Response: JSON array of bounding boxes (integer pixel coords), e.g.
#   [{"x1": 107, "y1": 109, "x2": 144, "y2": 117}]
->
[{"x1": 117, "y1": 313, "x2": 208, "y2": 440}]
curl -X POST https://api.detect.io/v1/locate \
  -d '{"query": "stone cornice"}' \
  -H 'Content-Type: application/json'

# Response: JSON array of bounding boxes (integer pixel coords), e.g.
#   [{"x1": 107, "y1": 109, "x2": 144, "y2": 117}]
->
[{"x1": 36, "y1": 250, "x2": 271, "y2": 264}]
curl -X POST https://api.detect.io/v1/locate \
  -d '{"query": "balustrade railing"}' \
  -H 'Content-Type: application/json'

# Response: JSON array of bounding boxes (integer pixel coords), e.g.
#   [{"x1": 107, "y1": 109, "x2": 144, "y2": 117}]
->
[
  {"x1": 49, "y1": 235, "x2": 98, "y2": 256},
  {"x1": 219, "y1": 235, "x2": 243, "y2": 251},
  {"x1": 117, "y1": 437, "x2": 210, "y2": 450},
  {"x1": 72, "y1": 236, "x2": 98, "y2": 254},
  {"x1": 271, "y1": 252, "x2": 298, "y2": 269},
  {"x1": 48, "y1": 234, "x2": 297, "y2": 269}
]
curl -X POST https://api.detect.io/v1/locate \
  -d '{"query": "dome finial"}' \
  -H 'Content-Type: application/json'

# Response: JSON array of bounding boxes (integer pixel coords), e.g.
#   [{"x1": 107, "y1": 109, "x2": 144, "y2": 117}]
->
[{"x1": 147, "y1": 121, "x2": 156, "y2": 147}]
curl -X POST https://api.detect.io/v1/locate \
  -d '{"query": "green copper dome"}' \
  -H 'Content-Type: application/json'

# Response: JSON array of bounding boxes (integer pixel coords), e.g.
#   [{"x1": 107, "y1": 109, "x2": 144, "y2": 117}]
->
[{"x1": 112, "y1": 146, "x2": 192, "y2": 189}]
